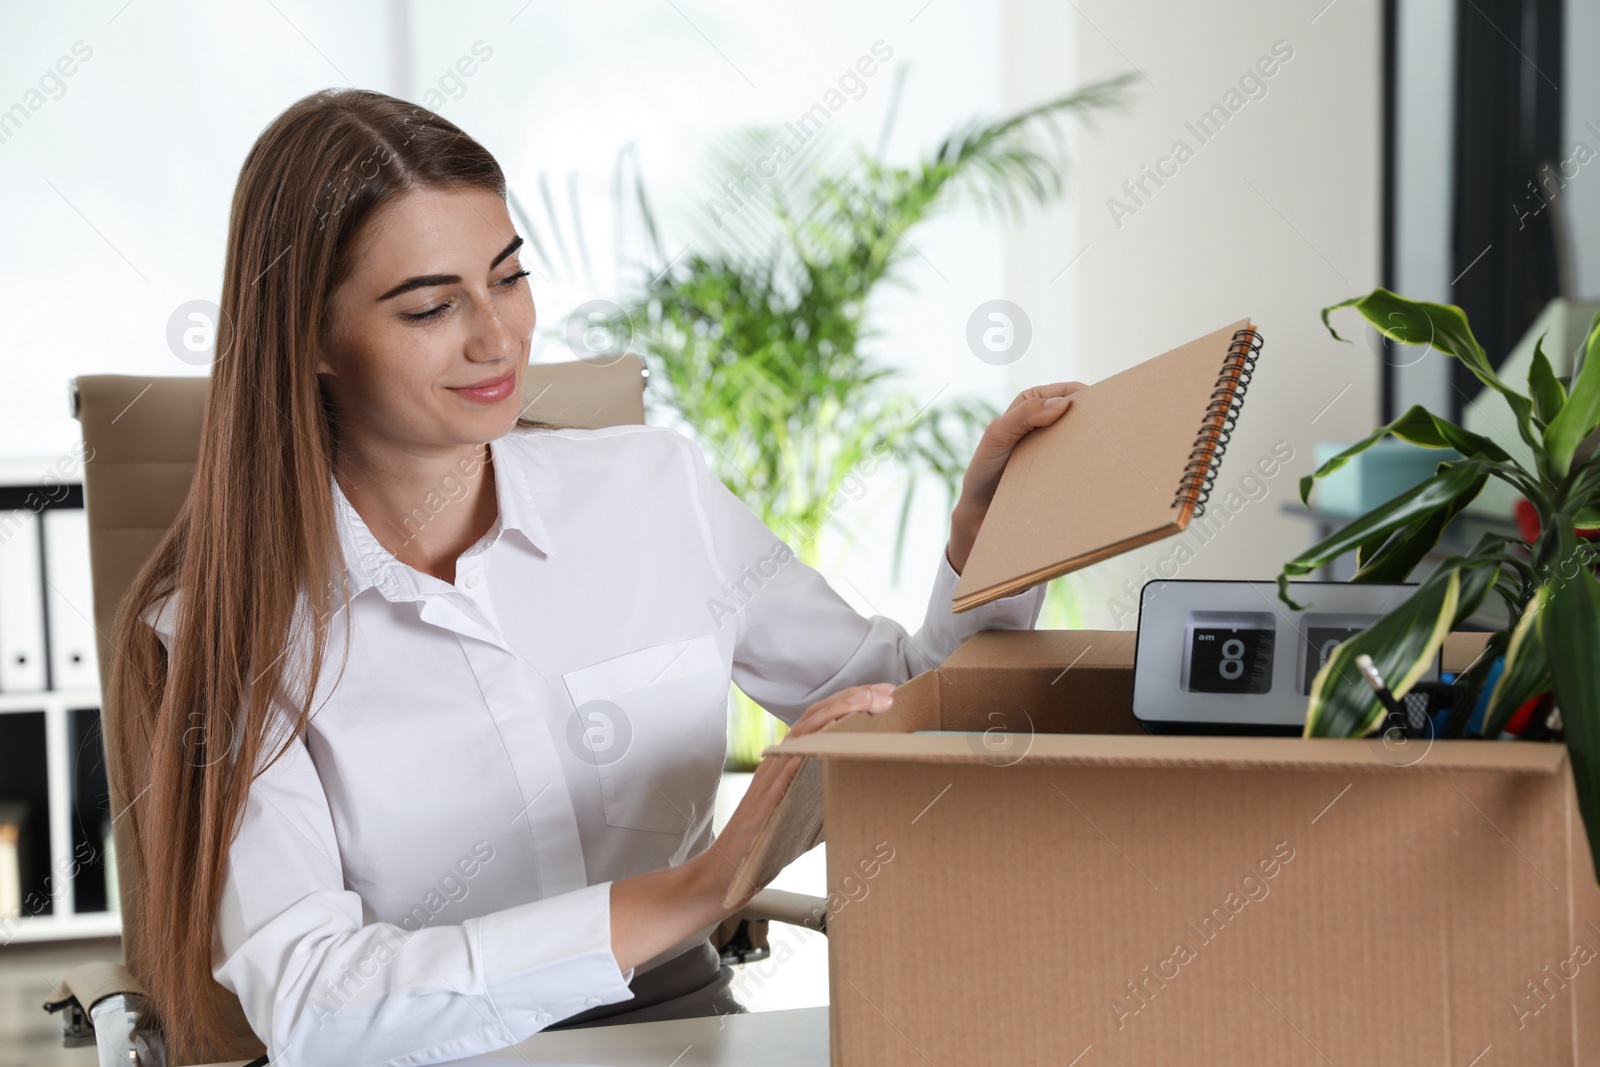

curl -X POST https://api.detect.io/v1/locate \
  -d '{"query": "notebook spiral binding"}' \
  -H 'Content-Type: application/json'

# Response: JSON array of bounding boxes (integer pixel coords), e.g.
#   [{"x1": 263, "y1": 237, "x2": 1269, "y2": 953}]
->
[{"x1": 1173, "y1": 326, "x2": 1263, "y2": 517}]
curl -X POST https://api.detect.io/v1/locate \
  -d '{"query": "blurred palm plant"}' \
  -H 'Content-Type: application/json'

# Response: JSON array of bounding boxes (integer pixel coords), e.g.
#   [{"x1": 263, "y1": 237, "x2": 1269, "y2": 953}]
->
[
  {"x1": 514, "y1": 69, "x2": 1129, "y2": 769},
  {"x1": 1280, "y1": 288, "x2": 1600, "y2": 877}
]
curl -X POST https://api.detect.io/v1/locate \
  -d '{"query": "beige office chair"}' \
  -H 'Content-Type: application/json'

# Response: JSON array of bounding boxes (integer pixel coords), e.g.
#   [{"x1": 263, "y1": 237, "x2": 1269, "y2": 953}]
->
[{"x1": 45, "y1": 355, "x2": 825, "y2": 1067}]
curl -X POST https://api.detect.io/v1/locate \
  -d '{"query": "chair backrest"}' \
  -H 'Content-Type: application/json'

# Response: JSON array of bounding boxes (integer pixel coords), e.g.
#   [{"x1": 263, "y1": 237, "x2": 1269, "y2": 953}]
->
[{"x1": 70, "y1": 354, "x2": 646, "y2": 966}]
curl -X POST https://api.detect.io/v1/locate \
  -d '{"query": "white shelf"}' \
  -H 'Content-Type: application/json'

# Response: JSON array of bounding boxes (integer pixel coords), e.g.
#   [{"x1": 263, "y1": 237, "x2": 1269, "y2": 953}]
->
[
  {"x1": 3, "y1": 910, "x2": 121, "y2": 944},
  {"x1": 0, "y1": 456, "x2": 88, "y2": 489},
  {"x1": 0, "y1": 690, "x2": 120, "y2": 944},
  {"x1": 0, "y1": 477, "x2": 119, "y2": 945},
  {"x1": 0, "y1": 689, "x2": 100, "y2": 714}
]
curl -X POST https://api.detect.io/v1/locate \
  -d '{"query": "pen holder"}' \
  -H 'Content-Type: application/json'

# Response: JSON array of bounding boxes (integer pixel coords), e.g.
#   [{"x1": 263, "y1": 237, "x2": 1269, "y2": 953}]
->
[
  {"x1": 1431, "y1": 678, "x2": 1563, "y2": 741},
  {"x1": 1399, "y1": 681, "x2": 1453, "y2": 739}
]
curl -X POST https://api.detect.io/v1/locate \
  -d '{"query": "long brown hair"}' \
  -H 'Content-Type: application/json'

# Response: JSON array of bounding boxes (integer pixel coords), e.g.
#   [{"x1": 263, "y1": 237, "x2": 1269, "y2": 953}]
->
[{"x1": 107, "y1": 88, "x2": 543, "y2": 1063}]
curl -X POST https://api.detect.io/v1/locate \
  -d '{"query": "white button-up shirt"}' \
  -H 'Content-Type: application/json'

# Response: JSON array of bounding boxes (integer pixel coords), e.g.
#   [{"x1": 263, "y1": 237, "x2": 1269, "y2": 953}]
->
[{"x1": 145, "y1": 423, "x2": 1044, "y2": 1066}]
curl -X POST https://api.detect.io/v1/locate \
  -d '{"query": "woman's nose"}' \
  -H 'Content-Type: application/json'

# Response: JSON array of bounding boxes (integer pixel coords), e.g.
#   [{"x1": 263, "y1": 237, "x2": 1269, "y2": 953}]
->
[{"x1": 465, "y1": 301, "x2": 523, "y2": 363}]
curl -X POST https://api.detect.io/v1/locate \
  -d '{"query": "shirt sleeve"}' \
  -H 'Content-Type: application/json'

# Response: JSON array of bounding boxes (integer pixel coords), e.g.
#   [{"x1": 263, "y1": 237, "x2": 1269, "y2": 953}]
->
[
  {"x1": 681, "y1": 435, "x2": 1048, "y2": 727},
  {"x1": 208, "y1": 703, "x2": 636, "y2": 1067}
]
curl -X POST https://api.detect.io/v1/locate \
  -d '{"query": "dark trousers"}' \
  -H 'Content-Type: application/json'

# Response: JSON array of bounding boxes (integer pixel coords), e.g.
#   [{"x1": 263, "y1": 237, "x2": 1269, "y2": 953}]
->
[{"x1": 543, "y1": 939, "x2": 747, "y2": 1031}]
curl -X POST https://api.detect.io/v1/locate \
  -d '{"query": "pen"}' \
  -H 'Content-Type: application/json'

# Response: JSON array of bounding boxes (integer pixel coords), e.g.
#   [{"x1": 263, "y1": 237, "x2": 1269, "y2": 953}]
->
[{"x1": 1354, "y1": 654, "x2": 1408, "y2": 731}]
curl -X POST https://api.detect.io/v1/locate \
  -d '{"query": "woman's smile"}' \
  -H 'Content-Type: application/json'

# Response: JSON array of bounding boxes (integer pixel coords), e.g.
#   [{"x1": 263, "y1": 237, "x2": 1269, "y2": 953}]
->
[{"x1": 448, "y1": 369, "x2": 517, "y2": 404}]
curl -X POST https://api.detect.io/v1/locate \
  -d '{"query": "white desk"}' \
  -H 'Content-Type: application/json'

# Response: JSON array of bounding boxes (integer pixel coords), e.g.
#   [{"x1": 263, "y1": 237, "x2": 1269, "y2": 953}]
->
[
  {"x1": 461, "y1": 1007, "x2": 830, "y2": 1066},
  {"x1": 191, "y1": 1007, "x2": 831, "y2": 1067}
]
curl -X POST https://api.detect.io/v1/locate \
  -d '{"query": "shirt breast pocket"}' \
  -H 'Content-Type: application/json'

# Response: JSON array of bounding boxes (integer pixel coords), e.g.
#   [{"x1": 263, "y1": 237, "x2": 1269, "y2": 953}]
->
[{"x1": 560, "y1": 633, "x2": 730, "y2": 837}]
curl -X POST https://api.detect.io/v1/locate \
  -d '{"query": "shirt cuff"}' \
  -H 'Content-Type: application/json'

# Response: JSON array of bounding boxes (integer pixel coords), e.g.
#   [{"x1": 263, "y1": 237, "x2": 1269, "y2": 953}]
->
[
  {"x1": 939, "y1": 545, "x2": 1047, "y2": 616},
  {"x1": 474, "y1": 880, "x2": 636, "y2": 1035},
  {"x1": 915, "y1": 545, "x2": 1046, "y2": 664}
]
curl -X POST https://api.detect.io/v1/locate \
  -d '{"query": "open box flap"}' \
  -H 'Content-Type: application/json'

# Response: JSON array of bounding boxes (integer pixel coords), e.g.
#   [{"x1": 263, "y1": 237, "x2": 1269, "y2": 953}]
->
[
  {"x1": 763, "y1": 731, "x2": 1568, "y2": 773},
  {"x1": 938, "y1": 628, "x2": 1133, "y2": 671},
  {"x1": 717, "y1": 667, "x2": 944, "y2": 909},
  {"x1": 717, "y1": 756, "x2": 824, "y2": 910},
  {"x1": 938, "y1": 613, "x2": 1491, "y2": 672},
  {"x1": 716, "y1": 628, "x2": 1550, "y2": 908}
]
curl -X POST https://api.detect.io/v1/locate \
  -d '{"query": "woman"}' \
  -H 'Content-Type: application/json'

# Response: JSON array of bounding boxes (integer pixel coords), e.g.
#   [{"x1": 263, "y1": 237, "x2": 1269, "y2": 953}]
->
[{"x1": 109, "y1": 88, "x2": 1078, "y2": 1066}]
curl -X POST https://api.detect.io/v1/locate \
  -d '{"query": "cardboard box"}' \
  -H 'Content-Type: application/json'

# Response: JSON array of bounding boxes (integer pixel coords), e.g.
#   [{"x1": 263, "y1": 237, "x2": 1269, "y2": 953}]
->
[{"x1": 733, "y1": 630, "x2": 1600, "y2": 1065}]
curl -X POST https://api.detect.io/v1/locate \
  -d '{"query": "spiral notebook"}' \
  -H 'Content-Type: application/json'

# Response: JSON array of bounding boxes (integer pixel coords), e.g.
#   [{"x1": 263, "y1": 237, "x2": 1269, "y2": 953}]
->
[{"x1": 952, "y1": 319, "x2": 1263, "y2": 612}]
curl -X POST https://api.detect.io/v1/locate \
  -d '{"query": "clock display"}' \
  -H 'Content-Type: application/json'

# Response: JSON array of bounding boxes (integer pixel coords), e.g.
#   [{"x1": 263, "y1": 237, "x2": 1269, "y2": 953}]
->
[
  {"x1": 1186, "y1": 627, "x2": 1275, "y2": 694},
  {"x1": 1301, "y1": 626, "x2": 1368, "y2": 694}
]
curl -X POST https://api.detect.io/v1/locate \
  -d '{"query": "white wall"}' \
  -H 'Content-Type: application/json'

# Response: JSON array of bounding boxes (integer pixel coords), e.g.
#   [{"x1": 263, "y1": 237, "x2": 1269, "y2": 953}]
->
[
  {"x1": 1390, "y1": 0, "x2": 1456, "y2": 417},
  {"x1": 0, "y1": 0, "x2": 1388, "y2": 633},
  {"x1": 1001, "y1": 0, "x2": 1385, "y2": 628},
  {"x1": 1, "y1": 0, "x2": 1395, "y2": 636},
  {"x1": 0, "y1": 2, "x2": 396, "y2": 454},
  {"x1": 0, "y1": 1, "x2": 1019, "y2": 633},
  {"x1": 1564, "y1": 0, "x2": 1600, "y2": 299}
]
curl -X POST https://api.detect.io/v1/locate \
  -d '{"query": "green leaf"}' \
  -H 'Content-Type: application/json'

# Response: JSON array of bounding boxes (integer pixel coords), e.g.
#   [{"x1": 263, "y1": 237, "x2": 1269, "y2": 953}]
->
[
  {"x1": 1278, "y1": 459, "x2": 1492, "y2": 608},
  {"x1": 1454, "y1": 556, "x2": 1503, "y2": 620},
  {"x1": 1447, "y1": 628, "x2": 1510, "y2": 738},
  {"x1": 1322, "y1": 289, "x2": 1541, "y2": 453},
  {"x1": 1297, "y1": 405, "x2": 1508, "y2": 507},
  {"x1": 1528, "y1": 333, "x2": 1567, "y2": 424},
  {"x1": 1349, "y1": 467, "x2": 1489, "y2": 582},
  {"x1": 1355, "y1": 523, "x2": 1404, "y2": 570},
  {"x1": 1540, "y1": 565, "x2": 1600, "y2": 886},
  {"x1": 1304, "y1": 569, "x2": 1460, "y2": 738},
  {"x1": 1481, "y1": 586, "x2": 1551, "y2": 737},
  {"x1": 1322, "y1": 289, "x2": 1495, "y2": 386},
  {"x1": 1543, "y1": 311, "x2": 1600, "y2": 478}
]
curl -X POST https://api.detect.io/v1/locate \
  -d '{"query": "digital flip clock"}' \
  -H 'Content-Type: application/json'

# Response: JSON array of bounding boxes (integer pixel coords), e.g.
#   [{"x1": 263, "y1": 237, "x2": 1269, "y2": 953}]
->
[{"x1": 1131, "y1": 579, "x2": 1440, "y2": 734}]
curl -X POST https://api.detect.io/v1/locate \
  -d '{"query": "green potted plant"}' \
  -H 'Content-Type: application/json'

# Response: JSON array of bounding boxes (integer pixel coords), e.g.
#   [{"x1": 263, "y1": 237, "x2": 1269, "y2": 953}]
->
[
  {"x1": 515, "y1": 72, "x2": 1126, "y2": 767},
  {"x1": 1279, "y1": 288, "x2": 1600, "y2": 874}
]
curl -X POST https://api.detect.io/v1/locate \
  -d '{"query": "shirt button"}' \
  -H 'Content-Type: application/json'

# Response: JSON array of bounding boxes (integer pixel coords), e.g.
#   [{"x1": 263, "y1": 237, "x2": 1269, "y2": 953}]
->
[{"x1": 464, "y1": 573, "x2": 481, "y2": 589}]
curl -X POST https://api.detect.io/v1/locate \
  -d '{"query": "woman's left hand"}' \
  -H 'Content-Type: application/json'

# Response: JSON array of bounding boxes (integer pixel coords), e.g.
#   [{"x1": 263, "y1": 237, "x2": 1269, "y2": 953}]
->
[{"x1": 946, "y1": 381, "x2": 1087, "y2": 575}]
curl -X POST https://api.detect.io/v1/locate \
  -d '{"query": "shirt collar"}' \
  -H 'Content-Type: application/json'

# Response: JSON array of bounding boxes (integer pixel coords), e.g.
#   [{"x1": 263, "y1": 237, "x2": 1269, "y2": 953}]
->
[{"x1": 330, "y1": 433, "x2": 555, "y2": 603}]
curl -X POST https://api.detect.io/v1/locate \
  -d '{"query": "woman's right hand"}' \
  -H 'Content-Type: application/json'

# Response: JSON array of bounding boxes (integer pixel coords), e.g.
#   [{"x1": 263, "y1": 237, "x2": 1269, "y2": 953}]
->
[{"x1": 610, "y1": 682, "x2": 897, "y2": 973}]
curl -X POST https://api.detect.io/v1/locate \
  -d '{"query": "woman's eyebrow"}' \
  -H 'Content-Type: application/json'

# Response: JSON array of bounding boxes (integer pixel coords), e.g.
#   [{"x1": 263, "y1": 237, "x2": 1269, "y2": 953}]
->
[{"x1": 375, "y1": 235, "x2": 524, "y2": 302}]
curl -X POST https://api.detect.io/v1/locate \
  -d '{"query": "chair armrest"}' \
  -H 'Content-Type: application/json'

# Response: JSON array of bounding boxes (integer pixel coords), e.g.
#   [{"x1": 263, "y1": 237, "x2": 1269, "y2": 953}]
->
[
  {"x1": 735, "y1": 888, "x2": 826, "y2": 933},
  {"x1": 714, "y1": 888, "x2": 827, "y2": 965},
  {"x1": 43, "y1": 960, "x2": 147, "y2": 1050},
  {"x1": 44, "y1": 959, "x2": 147, "y2": 1015}
]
